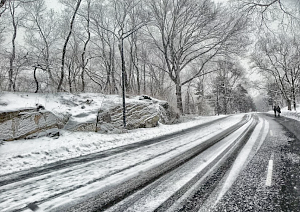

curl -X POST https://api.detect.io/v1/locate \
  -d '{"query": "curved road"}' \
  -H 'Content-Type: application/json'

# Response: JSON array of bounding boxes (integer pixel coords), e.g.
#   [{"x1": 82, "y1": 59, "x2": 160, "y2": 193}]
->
[{"x1": 1, "y1": 113, "x2": 300, "y2": 212}]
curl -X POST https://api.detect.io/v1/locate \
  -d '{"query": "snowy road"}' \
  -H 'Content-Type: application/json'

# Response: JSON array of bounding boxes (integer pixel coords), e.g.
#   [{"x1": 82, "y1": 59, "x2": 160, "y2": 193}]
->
[
  {"x1": 2, "y1": 112, "x2": 299, "y2": 212},
  {"x1": 208, "y1": 113, "x2": 300, "y2": 212},
  {"x1": 1, "y1": 114, "x2": 249, "y2": 212}
]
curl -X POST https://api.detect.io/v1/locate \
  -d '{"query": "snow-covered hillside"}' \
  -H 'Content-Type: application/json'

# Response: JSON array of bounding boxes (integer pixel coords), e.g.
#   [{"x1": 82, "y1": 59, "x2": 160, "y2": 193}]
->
[
  {"x1": 0, "y1": 92, "x2": 152, "y2": 120},
  {"x1": 0, "y1": 92, "x2": 225, "y2": 175},
  {"x1": 0, "y1": 92, "x2": 181, "y2": 141}
]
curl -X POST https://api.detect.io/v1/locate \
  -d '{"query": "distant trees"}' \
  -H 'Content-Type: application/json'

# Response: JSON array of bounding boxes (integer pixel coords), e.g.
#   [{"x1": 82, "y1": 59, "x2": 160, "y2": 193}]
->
[
  {"x1": 233, "y1": 84, "x2": 256, "y2": 113},
  {"x1": 239, "y1": 0, "x2": 300, "y2": 111},
  {"x1": 7, "y1": 0, "x2": 26, "y2": 91},
  {"x1": 205, "y1": 60, "x2": 255, "y2": 115},
  {"x1": 0, "y1": 0, "x2": 256, "y2": 116},
  {"x1": 266, "y1": 82, "x2": 283, "y2": 107},
  {"x1": 1, "y1": 0, "x2": 39, "y2": 91},
  {"x1": 252, "y1": 32, "x2": 300, "y2": 110},
  {"x1": 147, "y1": 0, "x2": 249, "y2": 113},
  {"x1": 22, "y1": 0, "x2": 59, "y2": 92},
  {"x1": 57, "y1": 0, "x2": 82, "y2": 92}
]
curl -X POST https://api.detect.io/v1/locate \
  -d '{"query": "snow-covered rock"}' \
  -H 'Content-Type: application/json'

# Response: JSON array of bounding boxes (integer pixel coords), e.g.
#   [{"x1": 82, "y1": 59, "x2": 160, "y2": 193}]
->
[
  {"x1": 158, "y1": 100, "x2": 180, "y2": 124},
  {"x1": 96, "y1": 102, "x2": 160, "y2": 133},
  {"x1": 0, "y1": 108, "x2": 63, "y2": 141},
  {"x1": 0, "y1": 92, "x2": 179, "y2": 140}
]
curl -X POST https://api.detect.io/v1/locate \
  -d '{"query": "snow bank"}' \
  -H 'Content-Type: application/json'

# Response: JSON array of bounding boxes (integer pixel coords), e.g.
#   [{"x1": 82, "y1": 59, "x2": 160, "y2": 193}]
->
[
  {"x1": 0, "y1": 92, "x2": 179, "y2": 140},
  {"x1": 267, "y1": 105, "x2": 300, "y2": 121},
  {"x1": 0, "y1": 115, "x2": 224, "y2": 175},
  {"x1": 0, "y1": 92, "x2": 225, "y2": 175}
]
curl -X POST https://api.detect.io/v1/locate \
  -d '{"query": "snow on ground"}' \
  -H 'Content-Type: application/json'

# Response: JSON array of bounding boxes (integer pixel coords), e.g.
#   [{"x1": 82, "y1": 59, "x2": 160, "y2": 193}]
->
[
  {"x1": 267, "y1": 104, "x2": 300, "y2": 121},
  {"x1": 0, "y1": 116, "x2": 225, "y2": 175},
  {"x1": 1, "y1": 115, "x2": 245, "y2": 212},
  {"x1": 20, "y1": 114, "x2": 245, "y2": 212},
  {"x1": 215, "y1": 117, "x2": 269, "y2": 204},
  {"x1": 0, "y1": 92, "x2": 226, "y2": 175},
  {"x1": 104, "y1": 116, "x2": 255, "y2": 212},
  {"x1": 0, "y1": 92, "x2": 149, "y2": 122}
]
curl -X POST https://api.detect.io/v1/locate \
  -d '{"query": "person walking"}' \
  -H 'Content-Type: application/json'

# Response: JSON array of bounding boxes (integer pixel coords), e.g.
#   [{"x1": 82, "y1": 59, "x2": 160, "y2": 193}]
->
[
  {"x1": 276, "y1": 105, "x2": 281, "y2": 117},
  {"x1": 273, "y1": 105, "x2": 277, "y2": 117}
]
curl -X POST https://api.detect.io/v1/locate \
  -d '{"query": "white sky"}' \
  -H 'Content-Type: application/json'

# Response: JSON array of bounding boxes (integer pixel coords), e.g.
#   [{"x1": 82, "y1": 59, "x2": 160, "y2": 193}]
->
[
  {"x1": 213, "y1": 0, "x2": 228, "y2": 3},
  {"x1": 45, "y1": 0, "x2": 228, "y2": 10},
  {"x1": 45, "y1": 0, "x2": 60, "y2": 10}
]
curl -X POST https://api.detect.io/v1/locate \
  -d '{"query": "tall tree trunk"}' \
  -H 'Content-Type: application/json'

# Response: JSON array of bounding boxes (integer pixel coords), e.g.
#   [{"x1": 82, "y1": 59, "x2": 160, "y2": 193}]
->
[
  {"x1": 143, "y1": 63, "x2": 146, "y2": 94},
  {"x1": 291, "y1": 78, "x2": 297, "y2": 110},
  {"x1": 81, "y1": 0, "x2": 91, "y2": 92},
  {"x1": 136, "y1": 66, "x2": 140, "y2": 95},
  {"x1": 57, "y1": 0, "x2": 82, "y2": 92},
  {"x1": 8, "y1": 2, "x2": 17, "y2": 92},
  {"x1": 68, "y1": 62, "x2": 72, "y2": 93},
  {"x1": 134, "y1": 42, "x2": 140, "y2": 95},
  {"x1": 175, "y1": 79, "x2": 183, "y2": 114},
  {"x1": 111, "y1": 44, "x2": 117, "y2": 94},
  {"x1": 81, "y1": 66, "x2": 85, "y2": 92},
  {"x1": 287, "y1": 99, "x2": 292, "y2": 111},
  {"x1": 105, "y1": 64, "x2": 111, "y2": 93},
  {"x1": 34, "y1": 67, "x2": 39, "y2": 93},
  {"x1": 119, "y1": 38, "x2": 126, "y2": 127},
  {"x1": 185, "y1": 90, "x2": 190, "y2": 114}
]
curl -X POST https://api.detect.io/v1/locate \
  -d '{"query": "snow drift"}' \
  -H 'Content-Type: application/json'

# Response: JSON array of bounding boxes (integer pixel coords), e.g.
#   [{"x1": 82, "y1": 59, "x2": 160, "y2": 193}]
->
[{"x1": 0, "y1": 92, "x2": 179, "y2": 141}]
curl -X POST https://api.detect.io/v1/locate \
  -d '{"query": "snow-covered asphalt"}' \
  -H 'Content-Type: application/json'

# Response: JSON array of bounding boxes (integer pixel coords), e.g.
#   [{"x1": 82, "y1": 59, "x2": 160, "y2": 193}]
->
[
  {"x1": 2, "y1": 113, "x2": 300, "y2": 212},
  {"x1": 1, "y1": 114, "x2": 246, "y2": 212},
  {"x1": 183, "y1": 113, "x2": 300, "y2": 212}
]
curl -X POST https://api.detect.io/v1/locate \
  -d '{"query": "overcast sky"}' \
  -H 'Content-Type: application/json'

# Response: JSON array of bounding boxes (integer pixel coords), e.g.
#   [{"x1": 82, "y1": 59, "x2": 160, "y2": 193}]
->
[
  {"x1": 45, "y1": 0, "x2": 228, "y2": 10},
  {"x1": 45, "y1": 0, "x2": 59, "y2": 10}
]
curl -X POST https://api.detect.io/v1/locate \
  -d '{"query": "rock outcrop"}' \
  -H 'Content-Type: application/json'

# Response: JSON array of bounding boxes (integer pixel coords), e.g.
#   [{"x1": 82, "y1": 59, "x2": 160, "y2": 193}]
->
[
  {"x1": 0, "y1": 108, "x2": 64, "y2": 141},
  {"x1": 157, "y1": 101, "x2": 180, "y2": 124},
  {"x1": 0, "y1": 95, "x2": 179, "y2": 140},
  {"x1": 96, "y1": 102, "x2": 160, "y2": 133},
  {"x1": 65, "y1": 96, "x2": 179, "y2": 134}
]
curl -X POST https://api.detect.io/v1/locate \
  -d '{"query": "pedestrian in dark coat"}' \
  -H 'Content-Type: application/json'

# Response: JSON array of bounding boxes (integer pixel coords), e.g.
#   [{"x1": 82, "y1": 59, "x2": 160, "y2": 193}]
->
[
  {"x1": 273, "y1": 105, "x2": 277, "y2": 117},
  {"x1": 276, "y1": 106, "x2": 281, "y2": 117}
]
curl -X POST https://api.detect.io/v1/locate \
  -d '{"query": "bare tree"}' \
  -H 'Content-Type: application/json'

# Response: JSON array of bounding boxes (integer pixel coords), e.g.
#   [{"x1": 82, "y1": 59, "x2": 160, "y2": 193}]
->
[
  {"x1": 23, "y1": 0, "x2": 59, "y2": 91},
  {"x1": 252, "y1": 32, "x2": 300, "y2": 110},
  {"x1": 90, "y1": 2, "x2": 118, "y2": 94},
  {"x1": 79, "y1": 0, "x2": 91, "y2": 92},
  {"x1": 57, "y1": 0, "x2": 82, "y2": 92},
  {"x1": 90, "y1": 0, "x2": 148, "y2": 127},
  {"x1": 1, "y1": 0, "x2": 39, "y2": 17},
  {"x1": 214, "y1": 60, "x2": 244, "y2": 114},
  {"x1": 238, "y1": 0, "x2": 300, "y2": 27},
  {"x1": 7, "y1": 0, "x2": 26, "y2": 91},
  {"x1": 147, "y1": 0, "x2": 249, "y2": 114},
  {"x1": 239, "y1": 0, "x2": 299, "y2": 15},
  {"x1": 0, "y1": 0, "x2": 7, "y2": 17}
]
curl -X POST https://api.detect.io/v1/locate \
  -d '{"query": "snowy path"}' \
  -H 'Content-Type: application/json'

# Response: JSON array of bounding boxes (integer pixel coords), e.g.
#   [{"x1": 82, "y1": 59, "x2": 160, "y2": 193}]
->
[
  {"x1": 0, "y1": 116, "x2": 225, "y2": 176},
  {"x1": 105, "y1": 117, "x2": 255, "y2": 212},
  {"x1": 1, "y1": 115, "x2": 246, "y2": 212}
]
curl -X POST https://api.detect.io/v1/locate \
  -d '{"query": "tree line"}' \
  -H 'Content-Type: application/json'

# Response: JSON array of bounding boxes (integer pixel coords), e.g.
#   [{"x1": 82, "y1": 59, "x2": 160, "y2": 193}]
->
[
  {"x1": 246, "y1": 0, "x2": 300, "y2": 111},
  {"x1": 4, "y1": 0, "x2": 295, "y2": 115}
]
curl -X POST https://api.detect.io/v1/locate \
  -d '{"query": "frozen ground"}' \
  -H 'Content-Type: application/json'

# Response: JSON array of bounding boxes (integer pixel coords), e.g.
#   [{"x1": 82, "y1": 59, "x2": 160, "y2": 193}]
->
[
  {"x1": 0, "y1": 92, "x2": 225, "y2": 175},
  {"x1": 1, "y1": 92, "x2": 299, "y2": 212},
  {"x1": 1, "y1": 114, "x2": 247, "y2": 212},
  {"x1": 0, "y1": 92, "x2": 161, "y2": 123},
  {"x1": 0, "y1": 115, "x2": 225, "y2": 175},
  {"x1": 267, "y1": 105, "x2": 300, "y2": 121}
]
